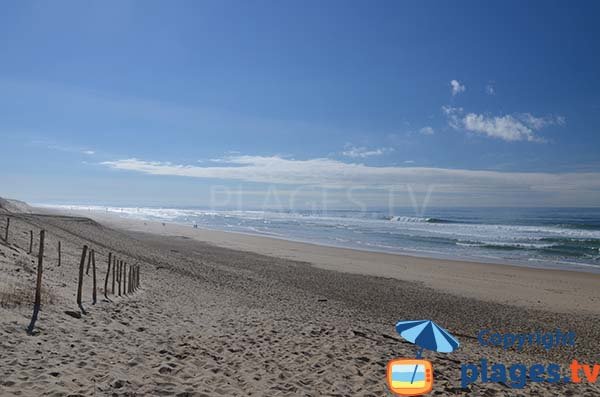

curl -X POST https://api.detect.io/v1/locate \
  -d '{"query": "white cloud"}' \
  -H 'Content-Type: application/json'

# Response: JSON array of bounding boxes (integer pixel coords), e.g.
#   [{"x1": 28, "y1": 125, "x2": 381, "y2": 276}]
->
[
  {"x1": 485, "y1": 83, "x2": 495, "y2": 96},
  {"x1": 516, "y1": 113, "x2": 565, "y2": 129},
  {"x1": 463, "y1": 113, "x2": 541, "y2": 142},
  {"x1": 419, "y1": 126, "x2": 434, "y2": 135},
  {"x1": 443, "y1": 107, "x2": 564, "y2": 142},
  {"x1": 441, "y1": 106, "x2": 463, "y2": 129},
  {"x1": 442, "y1": 105, "x2": 462, "y2": 115},
  {"x1": 44, "y1": 143, "x2": 96, "y2": 155},
  {"x1": 341, "y1": 145, "x2": 393, "y2": 158},
  {"x1": 450, "y1": 80, "x2": 466, "y2": 96},
  {"x1": 100, "y1": 155, "x2": 600, "y2": 197}
]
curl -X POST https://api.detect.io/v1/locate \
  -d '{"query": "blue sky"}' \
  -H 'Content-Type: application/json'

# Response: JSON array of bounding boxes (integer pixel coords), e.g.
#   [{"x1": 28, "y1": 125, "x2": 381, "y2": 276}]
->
[{"x1": 1, "y1": 1, "x2": 600, "y2": 208}]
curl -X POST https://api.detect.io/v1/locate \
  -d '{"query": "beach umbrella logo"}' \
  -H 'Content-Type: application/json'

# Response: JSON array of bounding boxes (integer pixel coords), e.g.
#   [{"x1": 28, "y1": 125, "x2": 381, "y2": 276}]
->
[{"x1": 386, "y1": 320, "x2": 460, "y2": 396}]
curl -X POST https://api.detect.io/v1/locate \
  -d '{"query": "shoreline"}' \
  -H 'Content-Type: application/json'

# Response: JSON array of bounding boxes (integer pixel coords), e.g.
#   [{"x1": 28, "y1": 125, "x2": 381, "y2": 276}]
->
[
  {"x1": 41, "y1": 207, "x2": 600, "y2": 315},
  {"x1": 35, "y1": 205, "x2": 600, "y2": 275}
]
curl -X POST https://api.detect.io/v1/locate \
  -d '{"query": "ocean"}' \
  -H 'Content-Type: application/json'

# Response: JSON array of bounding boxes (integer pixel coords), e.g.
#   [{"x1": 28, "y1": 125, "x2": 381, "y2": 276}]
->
[{"x1": 42, "y1": 205, "x2": 600, "y2": 273}]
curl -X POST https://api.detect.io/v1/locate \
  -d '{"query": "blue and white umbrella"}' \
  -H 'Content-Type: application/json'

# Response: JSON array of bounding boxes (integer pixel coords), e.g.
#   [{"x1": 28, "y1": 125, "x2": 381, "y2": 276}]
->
[
  {"x1": 395, "y1": 320, "x2": 460, "y2": 385},
  {"x1": 395, "y1": 319, "x2": 459, "y2": 357}
]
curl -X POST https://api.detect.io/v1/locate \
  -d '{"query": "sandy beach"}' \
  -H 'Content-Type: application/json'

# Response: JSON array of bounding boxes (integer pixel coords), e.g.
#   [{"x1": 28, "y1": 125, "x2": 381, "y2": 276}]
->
[
  {"x1": 1, "y1": 201, "x2": 599, "y2": 396},
  {"x1": 76, "y1": 209, "x2": 600, "y2": 315}
]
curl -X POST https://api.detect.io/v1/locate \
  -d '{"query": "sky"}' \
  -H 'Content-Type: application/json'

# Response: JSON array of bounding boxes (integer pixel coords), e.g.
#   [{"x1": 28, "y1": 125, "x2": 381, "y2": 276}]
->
[{"x1": 1, "y1": 0, "x2": 600, "y2": 208}]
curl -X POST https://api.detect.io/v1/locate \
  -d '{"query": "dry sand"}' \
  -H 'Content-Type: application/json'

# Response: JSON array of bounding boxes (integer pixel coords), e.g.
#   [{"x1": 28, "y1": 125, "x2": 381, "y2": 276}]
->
[{"x1": 1, "y1": 205, "x2": 599, "y2": 396}]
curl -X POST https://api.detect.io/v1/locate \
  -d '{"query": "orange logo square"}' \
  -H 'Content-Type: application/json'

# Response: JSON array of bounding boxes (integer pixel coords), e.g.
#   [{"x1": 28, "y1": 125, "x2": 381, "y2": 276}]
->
[{"x1": 386, "y1": 358, "x2": 433, "y2": 396}]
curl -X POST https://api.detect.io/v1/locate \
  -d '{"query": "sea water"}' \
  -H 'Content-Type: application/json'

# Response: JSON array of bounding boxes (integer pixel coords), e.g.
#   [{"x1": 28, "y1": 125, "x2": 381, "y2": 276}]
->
[{"x1": 42, "y1": 205, "x2": 600, "y2": 273}]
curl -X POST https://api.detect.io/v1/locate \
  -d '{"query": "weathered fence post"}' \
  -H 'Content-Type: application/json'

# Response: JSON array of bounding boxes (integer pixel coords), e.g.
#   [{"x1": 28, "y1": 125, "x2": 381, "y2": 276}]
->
[
  {"x1": 111, "y1": 256, "x2": 116, "y2": 294},
  {"x1": 117, "y1": 260, "x2": 122, "y2": 296},
  {"x1": 115, "y1": 260, "x2": 119, "y2": 296},
  {"x1": 4, "y1": 217, "x2": 10, "y2": 242},
  {"x1": 27, "y1": 230, "x2": 45, "y2": 335},
  {"x1": 58, "y1": 241, "x2": 61, "y2": 267},
  {"x1": 129, "y1": 266, "x2": 133, "y2": 293},
  {"x1": 28, "y1": 230, "x2": 33, "y2": 254},
  {"x1": 91, "y1": 250, "x2": 97, "y2": 305},
  {"x1": 123, "y1": 263, "x2": 127, "y2": 296},
  {"x1": 86, "y1": 248, "x2": 92, "y2": 275},
  {"x1": 104, "y1": 252, "x2": 112, "y2": 301},
  {"x1": 77, "y1": 245, "x2": 88, "y2": 314}
]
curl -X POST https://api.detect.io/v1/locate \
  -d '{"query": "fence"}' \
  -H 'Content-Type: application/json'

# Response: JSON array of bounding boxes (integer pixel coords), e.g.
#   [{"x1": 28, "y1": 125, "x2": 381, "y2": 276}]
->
[{"x1": 1, "y1": 215, "x2": 143, "y2": 335}]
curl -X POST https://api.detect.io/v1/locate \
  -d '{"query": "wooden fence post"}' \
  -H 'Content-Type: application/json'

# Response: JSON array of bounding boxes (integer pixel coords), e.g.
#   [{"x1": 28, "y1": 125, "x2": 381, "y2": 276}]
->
[
  {"x1": 27, "y1": 230, "x2": 45, "y2": 334},
  {"x1": 77, "y1": 245, "x2": 88, "y2": 314},
  {"x1": 4, "y1": 217, "x2": 10, "y2": 242},
  {"x1": 123, "y1": 263, "x2": 127, "y2": 296},
  {"x1": 86, "y1": 248, "x2": 92, "y2": 275},
  {"x1": 104, "y1": 252, "x2": 112, "y2": 301},
  {"x1": 129, "y1": 266, "x2": 133, "y2": 293},
  {"x1": 28, "y1": 230, "x2": 33, "y2": 254},
  {"x1": 117, "y1": 261, "x2": 122, "y2": 296},
  {"x1": 91, "y1": 250, "x2": 97, "y2": 305},
  {"x1": 111, "y1": 256, "x2": 116, "y2": 295},
  {"x1": 58, "y1": 241, "x2": 61, "y2": 267},
  {"x1": 116, "y1": 260, "x2": 119, "y2": 296}
]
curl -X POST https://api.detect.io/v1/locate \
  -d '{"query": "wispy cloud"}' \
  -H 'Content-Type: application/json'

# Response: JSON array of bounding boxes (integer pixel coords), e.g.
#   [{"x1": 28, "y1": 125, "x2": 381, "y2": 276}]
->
[
  {"x1": 443, "y1": 107, "x2": 564, "y2": 142},
  {"x1": 485, "y1": 82, "x2": 495, "y2": 95},
  {"x1": 450, "y1": 79, "x2": 466, "y2": 96},
  {"x1": 419, "y1": 126, "x2": 434, "y2": 135},
  {"x1": 100, "y1": 155, "x2": 600, "y2": 199},
  {"x1": 463, "y1": 113, "x2": 541, "y2": 142},
  {"x1": 341, "y1": 145, "x2": 393, "y2": 158},
  {"x1": 442, "y1": 105, "x2": 464, "y2": 129},
  {"x1": 516, "y1": 113, "x2": 565, "y2": 129},
  {"x1": 41, "y1": 142, "x2": 96, "y2": 155}
]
